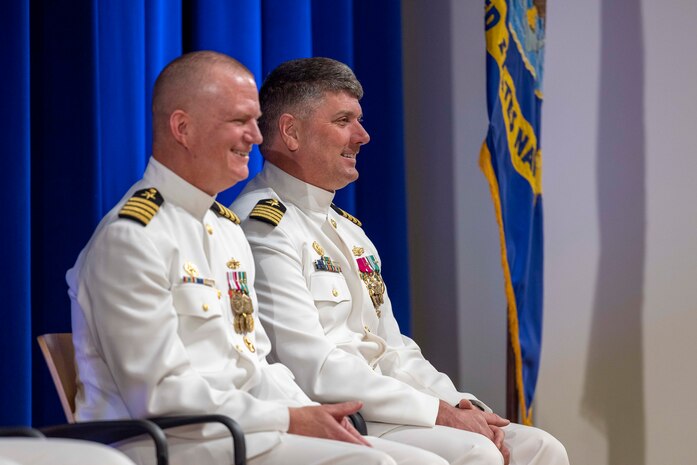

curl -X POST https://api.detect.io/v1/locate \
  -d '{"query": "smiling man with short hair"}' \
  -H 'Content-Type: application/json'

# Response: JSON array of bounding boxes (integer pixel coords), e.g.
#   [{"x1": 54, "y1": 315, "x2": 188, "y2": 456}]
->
[{"x1": 233, "y1": 57, "x2": 569, "y2": 465}]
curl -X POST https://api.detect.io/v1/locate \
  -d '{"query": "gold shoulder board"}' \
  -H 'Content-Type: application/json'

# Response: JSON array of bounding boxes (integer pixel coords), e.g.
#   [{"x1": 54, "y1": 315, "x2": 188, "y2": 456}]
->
[
  {"x1": 118, "y1": 188, "x2": 164, "y2": 226},
  {"x1": 249, "y1": 198, "x2": 287, "y2": 227},
  {"x1": 331, "y1": 203, "x2": 362, "y2": 227},
  {"x1": 211, "y1": 201, "x2": 241, "y2": 224}
]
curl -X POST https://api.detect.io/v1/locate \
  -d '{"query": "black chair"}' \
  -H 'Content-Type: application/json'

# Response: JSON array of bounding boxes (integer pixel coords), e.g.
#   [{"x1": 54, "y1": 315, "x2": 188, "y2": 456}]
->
[
  {"x1": 38, "y1": 333, "x2": 246, "y2": 465},
  {"x1": 348, "y1": 412, "x2": 368, "y2": 435}
]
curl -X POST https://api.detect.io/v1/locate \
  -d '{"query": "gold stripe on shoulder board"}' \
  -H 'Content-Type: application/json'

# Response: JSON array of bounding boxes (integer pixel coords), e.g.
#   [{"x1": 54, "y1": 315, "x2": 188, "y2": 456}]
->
[
  {"x1": 118, "y1": 188, "x2": 164, "y2": 226},
  {"x1": 250, "y1": 198, "x2": 287, "y2": 227},
  {"x1": 210, "y1": 201, "x2": 240, "y2": 224},
  {"x1": 330, "y1": 203, "x2": 362, "y2": 227}
]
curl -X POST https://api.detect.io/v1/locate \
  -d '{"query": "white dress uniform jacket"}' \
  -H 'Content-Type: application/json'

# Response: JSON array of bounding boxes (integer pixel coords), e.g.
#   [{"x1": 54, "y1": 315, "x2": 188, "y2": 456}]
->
[
  {"x1": 232, "y1": 162, "x2": 487, "y2": 435},
  {"x1": 67, "y1": 158, "x2": 314, "y2": 461}
]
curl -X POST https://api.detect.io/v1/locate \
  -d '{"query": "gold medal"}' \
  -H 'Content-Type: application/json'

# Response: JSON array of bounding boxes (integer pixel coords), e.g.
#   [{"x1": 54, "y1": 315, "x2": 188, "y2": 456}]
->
[
  {"x1": 227, "y1": 269, "x2": 254, "y2": 334},
  {"x1": 226, "y1": 258, "x2": 241, "y2": 270},
  {"x1": 233, "y1": 315, "x2": 255, "y2": 334},
  {"x1": 230, "y1": 291, "x2": 254, "y2": 334},
  {"x1": 360, "y1": 272, "x2": 385, "y2": 318},
  {"x1": 230, "y1": 292, "x2": 253, "y2": 314},
  {"x1": 355, "y1": 255, "x2": 384, "y2": 318}
]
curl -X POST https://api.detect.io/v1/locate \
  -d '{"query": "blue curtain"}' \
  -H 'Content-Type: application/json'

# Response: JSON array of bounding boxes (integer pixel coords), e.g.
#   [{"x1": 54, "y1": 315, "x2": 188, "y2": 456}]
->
[{"x1": 1, "y1": 0, "x2": 409, "y2": 428}]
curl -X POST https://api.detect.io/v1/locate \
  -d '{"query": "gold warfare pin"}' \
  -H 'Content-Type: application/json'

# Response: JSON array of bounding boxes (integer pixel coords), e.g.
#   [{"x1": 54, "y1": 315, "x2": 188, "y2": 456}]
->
[
  {"x1": 312, "y1": 241, "x2": 324, "y2": 256},
  {"x1": 183, "y1": 261, "x2": 199, "y2": 277}
]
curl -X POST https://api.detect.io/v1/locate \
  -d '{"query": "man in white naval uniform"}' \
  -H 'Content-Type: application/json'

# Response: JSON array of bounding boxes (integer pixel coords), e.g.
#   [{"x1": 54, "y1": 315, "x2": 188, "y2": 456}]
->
[
  {"x1": 67, "y1": 51, "x2": 446, "y2": 465},
  {"x1": 232, "y1": 57, "x2": 570, "y2": 465}
]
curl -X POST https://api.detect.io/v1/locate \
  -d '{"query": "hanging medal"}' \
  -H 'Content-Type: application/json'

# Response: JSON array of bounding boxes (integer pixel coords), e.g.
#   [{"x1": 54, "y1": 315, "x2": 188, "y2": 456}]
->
[
  {"x1": 354, "y1": 250, "x2": 385, "y2": 318},
  {"x1": 227, "y1": 270, "x2": 255, "y2": 334}
]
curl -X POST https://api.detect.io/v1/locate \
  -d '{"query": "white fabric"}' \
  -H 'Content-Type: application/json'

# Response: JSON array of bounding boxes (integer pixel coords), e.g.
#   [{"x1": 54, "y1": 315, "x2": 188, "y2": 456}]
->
[
  {"x1": 232, "y1": 162, "x2": 569, "y2": 465},
  {"x1": 118, "y1": 434, "x2": 447, "y2": 465},
  {"x1": 0, "y1": 438, "x2": 134, "y2": 465},
  {"x1": 232, "y1": 162, "x2": 484, "y2": 431},
  {"x1": 68, "y1": 157, "x2": 450, "y2": 465},
  {"x1": 67, "y1": 158, "x2": 311, "y2": 461},
  {"x1": 252, "y1": 435, "x2": 448, "y2": 465},
  {"x1": 374, "y1": 423, "x2": 568, "y2": 465}
]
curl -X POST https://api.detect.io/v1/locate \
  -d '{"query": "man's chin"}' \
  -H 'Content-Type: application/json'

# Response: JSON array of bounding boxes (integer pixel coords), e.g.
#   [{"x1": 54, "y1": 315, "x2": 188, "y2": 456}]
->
[
  {"x1": 226, "y1": 168, "x2": 250, "y2": 187},
  {"x1": 334, "y1": 171, "x2": 359, "y2": 191}
]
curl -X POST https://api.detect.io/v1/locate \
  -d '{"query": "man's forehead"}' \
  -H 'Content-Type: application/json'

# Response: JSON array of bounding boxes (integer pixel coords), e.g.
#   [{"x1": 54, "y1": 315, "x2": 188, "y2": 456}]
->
[{"x1": 315, "y1": 90, "x2": 362, "y2": 113}]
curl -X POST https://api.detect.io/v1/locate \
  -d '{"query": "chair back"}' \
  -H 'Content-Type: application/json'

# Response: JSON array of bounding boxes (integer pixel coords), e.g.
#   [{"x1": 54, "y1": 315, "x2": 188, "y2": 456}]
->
[{"x1": 37, "y1": 333, "x2": 77, "y2": 422}]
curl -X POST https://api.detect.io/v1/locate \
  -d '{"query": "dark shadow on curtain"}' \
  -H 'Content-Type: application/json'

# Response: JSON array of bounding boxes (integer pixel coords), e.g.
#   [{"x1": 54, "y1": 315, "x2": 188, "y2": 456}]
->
[
  {"x1": 353, "y1": 0, "x2": 411, "y2": 335},
  {"x1": 583, "y1": 1, "x2": 646, "y2": 464},
  {"x1": 1, "y1": 0, "x2": 31, "y2": 426},
  {"x1": 30, "y1": 0, "x2": 102, "y2": 427}
]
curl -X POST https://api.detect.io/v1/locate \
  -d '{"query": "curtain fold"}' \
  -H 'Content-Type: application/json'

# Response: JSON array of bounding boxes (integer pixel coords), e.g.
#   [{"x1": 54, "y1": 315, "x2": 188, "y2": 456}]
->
[
  {"x1": 353, "y1": 0, "x2": 410, "y2": 333},
  {"x1": 1, "y1": 0, "x2": 409, "y2": 428},
  {"x1": 190, "y1": 0, "x2": 264, "y2": 204},
  {"x1": 311, "y1": 0, "x2": 356, "y2": 213},
  {"x1": 1, "y1": 0, "x2": 32, "y2": 427},
  {"x1": 30, "y1": 0, "x2": 103, "y2": 426}
]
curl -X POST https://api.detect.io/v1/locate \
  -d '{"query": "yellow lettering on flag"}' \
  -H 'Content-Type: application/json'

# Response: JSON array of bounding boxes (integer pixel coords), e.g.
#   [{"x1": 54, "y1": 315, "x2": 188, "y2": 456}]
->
[
  {"x1": 487, "y1": 0, "x2": 542, "y2": 195},
  {"x1": 486, "y1": 0, "x2": 508, "y2": 66},
  {"x1": 499, "y1": 67, "x2": 542, "y2": 194}
]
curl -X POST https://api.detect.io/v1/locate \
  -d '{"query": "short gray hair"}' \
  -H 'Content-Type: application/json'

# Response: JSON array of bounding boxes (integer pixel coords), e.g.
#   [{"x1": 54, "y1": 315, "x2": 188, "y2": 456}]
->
[{"x1": 258, "y1": 57, "x2": 363, "y2": 150}]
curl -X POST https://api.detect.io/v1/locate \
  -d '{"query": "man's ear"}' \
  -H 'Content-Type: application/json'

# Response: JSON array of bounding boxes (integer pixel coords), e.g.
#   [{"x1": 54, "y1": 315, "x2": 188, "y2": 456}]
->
[
  {"x1": 279, "y1": 113, "x2": 300, "y2": 152},
  {"x1": 170, "y1": 109, "x2": 190, "y2": 148}
]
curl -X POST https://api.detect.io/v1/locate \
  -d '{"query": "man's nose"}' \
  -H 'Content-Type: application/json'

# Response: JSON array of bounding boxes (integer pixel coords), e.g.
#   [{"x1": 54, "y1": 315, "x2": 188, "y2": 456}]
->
[
  {"x1": 353, "y1": 123, "x2": 370, "y2": 145},
  {"x1": 246, "y1": 121, "x2": 263, "y2": 145}
]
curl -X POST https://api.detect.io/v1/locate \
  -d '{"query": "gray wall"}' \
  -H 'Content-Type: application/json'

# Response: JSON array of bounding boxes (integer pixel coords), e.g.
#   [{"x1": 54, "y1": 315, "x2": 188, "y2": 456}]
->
[
  {"x1": 402, "y1": 1, "x2": 697, "y2": 463},
  {"x1": 403, "y1": 0, "x2": 506, "y2": 414}
]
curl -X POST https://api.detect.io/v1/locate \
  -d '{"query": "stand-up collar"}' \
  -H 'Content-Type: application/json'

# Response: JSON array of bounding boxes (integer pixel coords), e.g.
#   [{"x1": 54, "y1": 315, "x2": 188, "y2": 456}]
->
[
  {"x1": 261, "y1": 162, "x2": 335, "y2": 214},
  {"x1": 142, "y1": 157, "x2": 216, "y2": 221}
]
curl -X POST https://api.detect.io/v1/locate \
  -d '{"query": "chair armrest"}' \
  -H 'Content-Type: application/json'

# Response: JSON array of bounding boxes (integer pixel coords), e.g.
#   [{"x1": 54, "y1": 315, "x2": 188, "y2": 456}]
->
[
  {"x1": 0, "y1": 427, "x2": 45, "y2": 438},
  {"x1": 149, "y1": 415, "x2": 246, "y2": 465},
  {"x1": 40, "y1": 420, "x2": 168, "y2": 465},
  {"x1": 348, "y1": 412, "x2": 367, "y2": 435}
]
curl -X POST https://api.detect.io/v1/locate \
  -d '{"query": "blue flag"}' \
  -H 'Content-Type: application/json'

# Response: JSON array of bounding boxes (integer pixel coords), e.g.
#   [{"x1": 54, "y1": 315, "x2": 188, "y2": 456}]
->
[{"x1": 480, "y1": 0, "x2": 546, "y2": 425}]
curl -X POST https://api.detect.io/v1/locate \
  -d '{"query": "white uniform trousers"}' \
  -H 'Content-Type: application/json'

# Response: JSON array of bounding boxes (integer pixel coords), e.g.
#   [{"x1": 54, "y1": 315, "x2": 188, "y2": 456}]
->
[
  {"x1": 117, "y1": 433, "x2": 449, "y2": 465},
  {"x1": 372, "y1": 423, "x2": 569, "y2": 465},
  {"x1": 0, "y1": 438, "x2": 135, "y2": 465},
  {"x1": 251, "y1": 435, "x2": 447, "y2": 465}
]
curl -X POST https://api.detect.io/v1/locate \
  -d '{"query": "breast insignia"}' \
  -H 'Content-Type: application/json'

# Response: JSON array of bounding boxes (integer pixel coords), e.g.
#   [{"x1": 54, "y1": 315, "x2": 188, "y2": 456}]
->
[
  {"x1": 331, "y1": 203, "x2": 362, "y2": 227},
  {"x1": 210, "y1": 202, "x2": 240, "y2": 224},
  {"x1": 249, "y1": 198, "x2": 287, "y2": 226},
  {"x1": 118, "y1": 188, "x2": 164, "y2": 226}
]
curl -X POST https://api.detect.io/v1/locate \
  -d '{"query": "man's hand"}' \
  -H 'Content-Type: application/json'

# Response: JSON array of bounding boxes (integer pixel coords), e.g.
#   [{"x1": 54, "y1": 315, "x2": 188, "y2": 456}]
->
[
  {"x1": 436, "y1": 399, "x2": 510, "y2": 463},
  {"x1": 436, "y1": 399, "x2": 509, "y2": 438},
  {"x1": 490, "y1": 425, "x2": 510, "y2": 465},
  {"x1": 288, "y1": 401, "x2": 371, "y2": 446}
]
